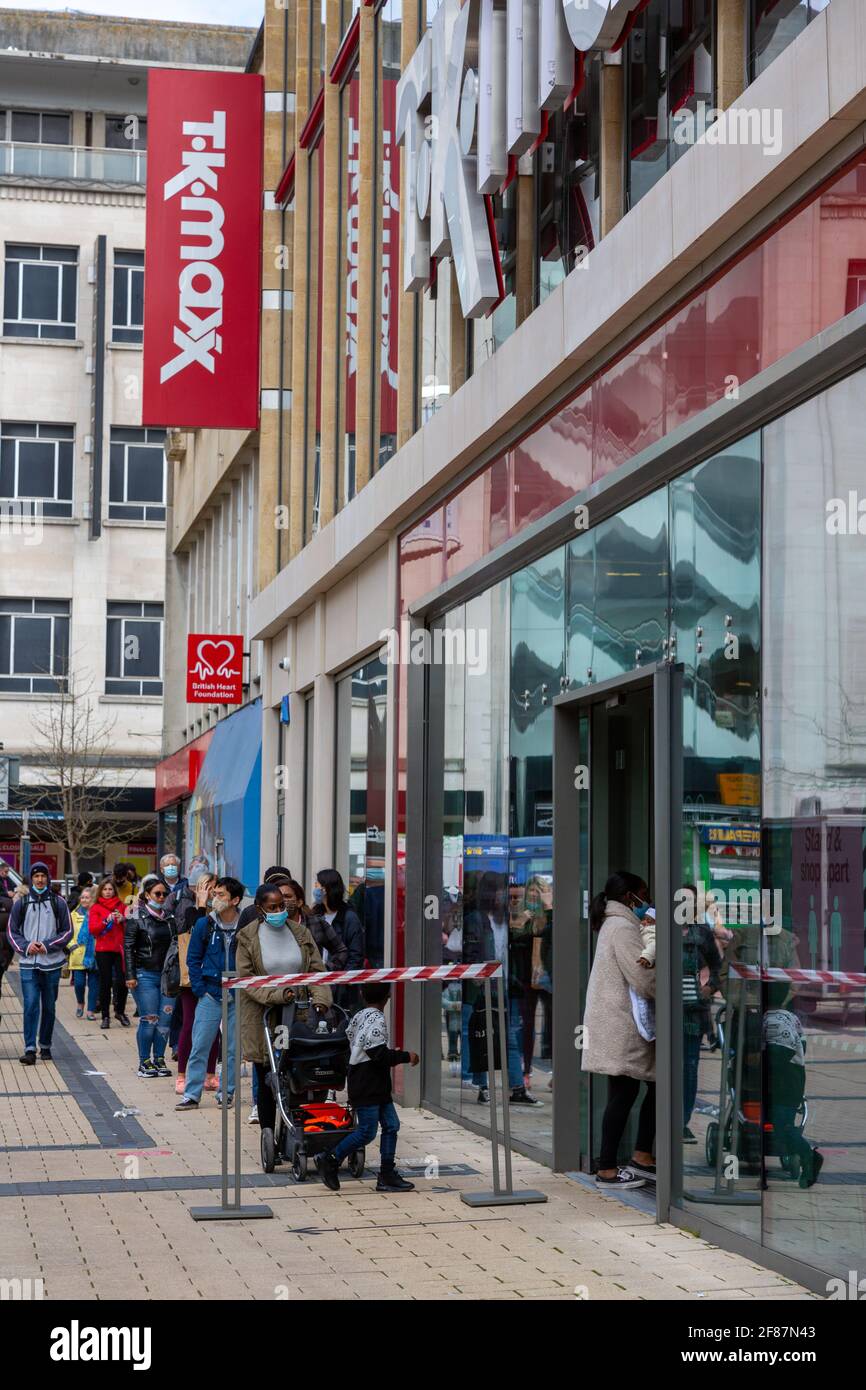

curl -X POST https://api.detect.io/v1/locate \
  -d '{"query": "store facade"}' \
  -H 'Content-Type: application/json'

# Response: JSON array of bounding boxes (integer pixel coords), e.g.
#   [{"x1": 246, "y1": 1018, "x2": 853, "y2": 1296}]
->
[{"x1": 237, "y1": 0, "x2": 866, "y2": 1293}]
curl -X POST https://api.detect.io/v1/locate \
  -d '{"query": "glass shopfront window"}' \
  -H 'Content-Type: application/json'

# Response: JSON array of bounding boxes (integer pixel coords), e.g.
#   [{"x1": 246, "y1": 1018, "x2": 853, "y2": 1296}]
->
[
  {"x1": 335, "y1": 656, "x2": 388, "y2": 966},
  {"x1": 761, "y1": 367, "x2": 866, "y2": 1276},
  {"x1": 626, "y1": 0, "x2": 713, "y2": 210},
  {"x1": 536, "y1": 56, "x2": 601, "y2": 305}
]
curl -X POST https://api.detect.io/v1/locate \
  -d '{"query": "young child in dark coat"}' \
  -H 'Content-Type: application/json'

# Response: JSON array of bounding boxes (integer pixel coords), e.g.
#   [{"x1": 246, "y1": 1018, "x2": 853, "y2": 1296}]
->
[{"x1": 320, "y1": 982, "x2": 419, "y2": 1192}]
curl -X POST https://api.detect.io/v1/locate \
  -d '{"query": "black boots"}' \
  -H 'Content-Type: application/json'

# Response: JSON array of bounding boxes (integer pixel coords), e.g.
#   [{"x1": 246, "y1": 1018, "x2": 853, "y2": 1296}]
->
[
  {"x1": 376, "y1": 1163, "x2": 415, "y2": 1192},
  {"x1": 320, "y1": 1152, "x2": 341, "y2": 1191}
]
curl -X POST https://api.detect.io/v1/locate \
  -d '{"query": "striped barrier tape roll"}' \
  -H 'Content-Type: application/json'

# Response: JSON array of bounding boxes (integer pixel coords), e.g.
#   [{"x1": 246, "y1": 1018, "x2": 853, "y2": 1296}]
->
[
  {"x1": 730, "y1": 962, "x2": 866, "y2": 987},
  {"x1": 228, "y1": 960, "x2": 503, "y2": 991}
]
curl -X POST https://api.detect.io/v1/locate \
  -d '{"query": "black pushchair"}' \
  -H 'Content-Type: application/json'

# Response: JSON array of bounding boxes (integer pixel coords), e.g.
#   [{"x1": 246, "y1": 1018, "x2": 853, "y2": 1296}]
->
[
  {"x1": 259, "y1": 1003, "x2": 365, "y2": 1183},
  {"x1": 705, "y1": 1003, "x2": 809, "y2": 1178}
]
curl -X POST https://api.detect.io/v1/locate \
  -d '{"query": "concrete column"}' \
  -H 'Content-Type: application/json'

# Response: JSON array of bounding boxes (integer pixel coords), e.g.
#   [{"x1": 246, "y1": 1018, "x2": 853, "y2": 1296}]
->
[
  {"x1": 354, "y1": 3, "x2": 377, "y2": 494},
  {"x1": 600, "y1": 56, "x2": 624, "y2": 237},
  {"x1": 716, "y1": 0, "x2": 748, "y2": 111}
]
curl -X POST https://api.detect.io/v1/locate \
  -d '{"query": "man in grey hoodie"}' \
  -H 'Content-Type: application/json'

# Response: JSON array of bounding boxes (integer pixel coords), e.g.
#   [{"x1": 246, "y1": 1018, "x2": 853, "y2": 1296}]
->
[{"x1": 6, "y1": 862, "x2": 72, "y2": 1064}]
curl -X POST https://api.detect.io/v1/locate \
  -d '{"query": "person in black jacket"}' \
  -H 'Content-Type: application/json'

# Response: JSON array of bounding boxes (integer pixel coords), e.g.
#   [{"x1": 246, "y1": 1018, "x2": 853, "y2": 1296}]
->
[
  {"x1": 320, "y1": 982, "x2": 418, "y2": 1193},
  {"x1": 0, "y1": 867, "x2": 15, "y2": 1023},
  {"x1": 124, "y1": 877, "x2": 176, "y2": 1079},
  {"x1": 312, "y1": 869, "x2": 364, "y2": 1010},
  {"x1": 67, "y1": 871, "x2": 94, "y2": 913}
]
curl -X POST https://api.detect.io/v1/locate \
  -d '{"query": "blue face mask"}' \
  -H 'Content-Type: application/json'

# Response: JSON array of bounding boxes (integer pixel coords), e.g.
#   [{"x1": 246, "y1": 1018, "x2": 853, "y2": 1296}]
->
[
  {"x1": 312, "y1": 886, "x2": 324, "y2": 904},
  {"x1": 163, "y1": 866, "x2": 178, "y2": 880},
  {"x1": 32, "y1": 882, "x2": 48, "y2": 895},
  {"x1": 264, "y1": 910, "x2": 288, "y2": 928}
]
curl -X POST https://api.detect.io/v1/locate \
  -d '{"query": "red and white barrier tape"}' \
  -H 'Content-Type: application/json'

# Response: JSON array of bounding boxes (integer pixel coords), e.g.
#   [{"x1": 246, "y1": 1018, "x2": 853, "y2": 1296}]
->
[
  {"x1": 730, "y1": 962, "x2": 866, "y2": 987},
  {"x1": 228, "y1": 961, "x2": 503, "y2": 991}
]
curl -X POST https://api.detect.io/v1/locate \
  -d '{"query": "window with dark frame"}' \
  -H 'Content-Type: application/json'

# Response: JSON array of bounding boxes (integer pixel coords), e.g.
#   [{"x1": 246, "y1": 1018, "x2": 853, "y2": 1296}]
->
[
  {"x1": 3, "y1": 243, "x2": 78, "y2": 340},
  {"x1": 104, "y1": 115, "x2": 148, "y2": 151},
  {"x1": 2, "y1": 110, "x2": 71, "y2": 144},
  {"x1": 0, "y1": 597, "x2": 70, "y2": 694},
  {"x1": 750, "y1": 0, "x2": 828, "y2": 82},
  {"x1": 112, "y1": 250, "x2": 144, "y2": 343},
  {"x1": 0, "y1": 421, "x2": 74, "y2": 518},
  {"x1": 105, "y1": 600, "x2": 163, "y2": 697},
  {"x1": 535, "y1": 55, "x2": 602, "y2": 307},
  {"x1": 108, "y1": 427, "x2": 166, "y2": 522}
]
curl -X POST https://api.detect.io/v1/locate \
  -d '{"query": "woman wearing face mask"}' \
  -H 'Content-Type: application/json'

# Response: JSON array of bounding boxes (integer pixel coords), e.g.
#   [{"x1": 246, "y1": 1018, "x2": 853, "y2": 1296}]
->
[
  {"x1": 174, "y1": 873, "x2": 221, "y2": 1094},
  {"x1": 235, "y1": 884, "x2": 331, "y2": 1143},
  {"x1": 280, "y1": 877, "x2": 348, "y2": 971},
  {"x1": 124, "y1": 877, "x2": 177, "y2": 1078},
  {"x1": 582, "y1": 871, "x2": 657, "y2": 1190},
  {"x1": 311, "y1": 869, "x2": 364, "y2": 1011},
  {"x1": 90, "y1": 876, "x2": 130, "y2": 1030},
  {"x1": 68, "y1": 886, "x2": 99, "y2": 1020}
]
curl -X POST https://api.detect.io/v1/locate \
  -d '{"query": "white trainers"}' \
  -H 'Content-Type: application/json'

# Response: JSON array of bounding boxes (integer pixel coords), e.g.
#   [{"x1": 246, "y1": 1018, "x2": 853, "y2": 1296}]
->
[{"x1": 247, "y1": 1105, "x2": 259, "y2": 1125}]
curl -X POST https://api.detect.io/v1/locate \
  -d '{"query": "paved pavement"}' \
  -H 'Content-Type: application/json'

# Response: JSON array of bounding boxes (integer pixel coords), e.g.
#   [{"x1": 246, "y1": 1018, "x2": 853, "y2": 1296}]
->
[{"x1": 0, "y1": 970, "x2": 817, "y2": 1301}]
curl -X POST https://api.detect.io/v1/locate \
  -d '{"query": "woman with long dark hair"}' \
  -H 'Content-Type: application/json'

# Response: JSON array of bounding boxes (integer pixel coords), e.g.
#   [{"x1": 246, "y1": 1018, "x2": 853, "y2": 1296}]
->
[
  {"x1": 312, "y1": 869, "x2": 364, "y2": 1008},
  {"x1": 89, "y1": 876, "x2": 130, "y2": 1029},
  {"x1": 582, "y1": 870, "x2": 656, "y2": 1189}
]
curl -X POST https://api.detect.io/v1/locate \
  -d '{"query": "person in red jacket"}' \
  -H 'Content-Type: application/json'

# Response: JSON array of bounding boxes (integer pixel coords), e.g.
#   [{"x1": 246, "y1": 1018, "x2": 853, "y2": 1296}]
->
[{"x1": 89, "y1": 876, "x2": 130, "y2": 1029}]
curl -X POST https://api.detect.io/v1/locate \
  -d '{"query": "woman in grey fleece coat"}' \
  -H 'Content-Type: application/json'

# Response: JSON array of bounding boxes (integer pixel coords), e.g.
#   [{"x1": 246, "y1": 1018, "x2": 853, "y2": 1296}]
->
[{"x1": 582, "y1": 871, "x2": 656, "y2": 1191}]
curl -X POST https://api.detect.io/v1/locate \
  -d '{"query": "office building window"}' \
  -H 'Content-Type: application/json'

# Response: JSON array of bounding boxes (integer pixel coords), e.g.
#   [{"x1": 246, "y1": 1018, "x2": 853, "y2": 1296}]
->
[
  {"x1": 0, "y1": 597, "x2": 70, "y2": 693},
  {"x1": 2, "y1": 110, "x2": 71, "y2": 144},
  {"x1": 535, "y1": 56, "x2": 601, "y2": 305},
  {"x1": 3, "y1": 243, "x2": 77, "y2": 340},
  {"x1": 108, "y1": 427, "x2": 166, "y2": 522},
  {"x1": 112, "y1": 251, "x2": 144, "y2": 343},
  {"x1": 0, "y1": 422, "x2": 74, "y2": 518},
  {"x1": 750, "y1": 0, "x2": 830, "y2": 81},
  {"x1": 105, "y1": 600, "x2": 163, "y2": 696}
]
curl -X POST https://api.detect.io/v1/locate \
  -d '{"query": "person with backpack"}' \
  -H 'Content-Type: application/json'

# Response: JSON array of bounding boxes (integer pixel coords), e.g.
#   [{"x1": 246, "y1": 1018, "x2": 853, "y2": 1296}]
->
[
  {"x1": 0, "y1": 865, "x2": 15, "y2": 1024},
  {"x1": 89, "y1": 876, "x2": 130, "y2": 1029},
  {"x1": 6, "y1": 861, "x2": 73, "y2": 1064},
  {"x1": 124, "y1": 876, "x2": 176, "y2": 1078}
]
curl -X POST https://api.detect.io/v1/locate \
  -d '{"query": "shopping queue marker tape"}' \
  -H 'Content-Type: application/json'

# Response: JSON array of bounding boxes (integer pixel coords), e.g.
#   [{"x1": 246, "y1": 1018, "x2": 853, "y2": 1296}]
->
[
  {"x1": 227, "y1": 961, "x2": 503, "y2": 991},
  {"x1": 730, "y1": 962, "x2": 866, "y2": 987}
]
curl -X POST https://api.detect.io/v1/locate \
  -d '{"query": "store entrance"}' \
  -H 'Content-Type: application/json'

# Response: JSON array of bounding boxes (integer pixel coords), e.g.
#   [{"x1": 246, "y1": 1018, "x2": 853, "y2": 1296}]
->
[{"x1": 552, "y1": 664, "x2": 681, "y2": 1215}]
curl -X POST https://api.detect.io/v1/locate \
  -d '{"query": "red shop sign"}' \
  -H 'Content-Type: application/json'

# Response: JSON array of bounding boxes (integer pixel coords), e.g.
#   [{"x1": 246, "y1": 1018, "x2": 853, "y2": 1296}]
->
[
  {"x1": 186, "y1": 634, "x2": 243, "y2": 705},
  {"x1": 142, "y1": 69, "x2": 263, "y2": 430}
]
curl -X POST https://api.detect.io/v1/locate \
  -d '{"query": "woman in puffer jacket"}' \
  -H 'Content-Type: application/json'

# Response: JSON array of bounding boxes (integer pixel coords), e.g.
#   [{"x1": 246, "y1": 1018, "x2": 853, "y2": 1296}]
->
[{"x1": 89, "y1": 877, "x2": 130, "y2": 1029}]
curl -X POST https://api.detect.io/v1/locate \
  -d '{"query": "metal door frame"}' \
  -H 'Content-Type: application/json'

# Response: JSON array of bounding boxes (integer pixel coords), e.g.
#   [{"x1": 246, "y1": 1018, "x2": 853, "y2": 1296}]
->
[{"x1": 552, "y1": 662, "x2": 682, "y2": 1219}]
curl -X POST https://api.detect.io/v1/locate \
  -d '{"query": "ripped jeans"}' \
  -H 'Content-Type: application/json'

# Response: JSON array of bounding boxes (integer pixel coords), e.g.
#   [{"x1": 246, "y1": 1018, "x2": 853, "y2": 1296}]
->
[{"x1": 132, "y1": 969, "x2": 175, "y2": 1063}]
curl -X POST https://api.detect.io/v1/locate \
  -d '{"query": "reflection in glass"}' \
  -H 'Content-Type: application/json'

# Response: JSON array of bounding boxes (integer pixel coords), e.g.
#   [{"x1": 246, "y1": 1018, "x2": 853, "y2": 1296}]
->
[
  {"x1": 335, "y1": 658, "x2": 388, "y2": 967},
  {"x1": 762, "y1": 370, "x2": 866, "y2": 1275},
  {"x1": 671, "y1": 438, "x2": 762, "y2": 1236}
]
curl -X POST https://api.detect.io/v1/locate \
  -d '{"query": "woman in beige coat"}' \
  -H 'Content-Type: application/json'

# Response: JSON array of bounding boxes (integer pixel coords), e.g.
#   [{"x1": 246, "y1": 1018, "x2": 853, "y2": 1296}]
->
[
  {"x1": 582, "y1": 871, "x2": 656, "y2": 1191},
  {"x1": 235, "y1": 884, "x2": 332, "y2": 1138}
]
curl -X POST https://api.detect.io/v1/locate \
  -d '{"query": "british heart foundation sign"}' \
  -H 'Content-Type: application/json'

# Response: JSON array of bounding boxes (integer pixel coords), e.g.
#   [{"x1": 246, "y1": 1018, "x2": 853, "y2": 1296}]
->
[
  {"x1": 142, "y1": 69, "x2": 263, "y2": 429},
  {"x1": 186, "y1": 634, "x2": 243, "y2": 704}
]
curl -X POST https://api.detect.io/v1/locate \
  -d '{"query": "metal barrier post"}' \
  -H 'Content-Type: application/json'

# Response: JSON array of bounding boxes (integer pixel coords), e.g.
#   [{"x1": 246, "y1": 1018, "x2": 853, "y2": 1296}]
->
[
  {"x1": 460, "y1": 969, "x2": 547, "y2": 1208},
  {"x1": 190, "y1": 977, "x2": 273, "y2": 1222}
]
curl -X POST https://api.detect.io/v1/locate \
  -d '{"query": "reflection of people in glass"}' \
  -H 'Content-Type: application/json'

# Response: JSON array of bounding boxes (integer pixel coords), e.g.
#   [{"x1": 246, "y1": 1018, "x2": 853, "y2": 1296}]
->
[
  {"x1": 508, "y1": 881, "x2": 544, "y2": 1088},
  {"x1": 830, "y1": 895, "x2": 842, "y2": 975},
  {"x1": 764, "y1": 984, "x2": 824, "y2": 1189},
  {"x1": 526, "y1": 876, "x2": 553, "y2": 1065},
  {"x1": 680, "y1": 886, "x2": 722, "y2": 1144},
  {"x1": 807, "y1": 894, "x2": 818, "y2": 970},
  {"x1": 463, "y1": 871, "x2": 539, "y2": 1106},
  {"x1": 582, "y1": 871, "x2": 656, "y2": 1189}
]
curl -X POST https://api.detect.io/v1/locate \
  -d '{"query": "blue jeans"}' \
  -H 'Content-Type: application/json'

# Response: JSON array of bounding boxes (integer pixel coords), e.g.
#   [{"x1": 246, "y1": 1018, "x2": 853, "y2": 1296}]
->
[
  {"x1": 20, "y1": 967, "x2": 62, "y2": 1052},
  {"x1": 133, "y1": 970, "x2": 175, "y2": 1064},
  {"x1": 185, "y1": 992, "x2": 234, "y2": 1102},
  {"x1": 461, "y1": 995, "x2": 524, "y2": 1089},
  {"x1": 72, "y1": 969, "x2": 100, "y2": 1014},
  {"x1": 333, "y1": 1102, "x2": 400, "y2": 1165}
]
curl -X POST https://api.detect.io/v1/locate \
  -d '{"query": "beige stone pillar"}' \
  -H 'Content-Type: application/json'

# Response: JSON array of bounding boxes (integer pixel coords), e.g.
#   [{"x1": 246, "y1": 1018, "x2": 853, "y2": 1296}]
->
[
  {"x1": 600, "y1": 57, "x2": 624, "y2": 238},
  {"x1": 289, "y1": 0, "x2": 312, "y2": 558},
  {"x1": 354, "y1": 3, "x2": 377, "y2": 494},
  {"x1": 515, "y1": 174, "x2": 535, "y2": 325},
  {"x1": 396, "y1": 4, "x2": 422, "y2": 449},
  {"x1": 716, "y1": 0, "x2": 747, "y2": 112},
  {"x1": 318, "y1": 0, "x2": 342, "y2": 527}
]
